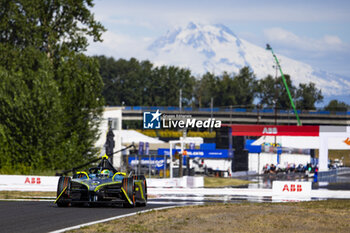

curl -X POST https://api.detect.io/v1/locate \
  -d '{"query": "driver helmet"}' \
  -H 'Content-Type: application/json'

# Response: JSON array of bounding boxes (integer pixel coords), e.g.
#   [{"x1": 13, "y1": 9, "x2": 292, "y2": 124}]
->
[{"x1": 101, "y1": 169, "x2": 110, "y2": 178}]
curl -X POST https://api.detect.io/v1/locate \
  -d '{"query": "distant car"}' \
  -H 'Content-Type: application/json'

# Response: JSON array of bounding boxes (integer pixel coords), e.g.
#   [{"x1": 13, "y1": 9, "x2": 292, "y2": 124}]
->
[
  {"x1": 333, "y1": 159, "x2": 343, "y2": 167},
  {"x1": 55, "y1": 155, "x2": 147, "y2": 208}
]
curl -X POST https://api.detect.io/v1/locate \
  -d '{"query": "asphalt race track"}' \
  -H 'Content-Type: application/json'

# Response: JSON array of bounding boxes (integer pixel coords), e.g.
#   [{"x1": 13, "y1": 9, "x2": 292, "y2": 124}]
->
[{"x1": 0, "y1": 201, "x2": 172, "y2": 233}]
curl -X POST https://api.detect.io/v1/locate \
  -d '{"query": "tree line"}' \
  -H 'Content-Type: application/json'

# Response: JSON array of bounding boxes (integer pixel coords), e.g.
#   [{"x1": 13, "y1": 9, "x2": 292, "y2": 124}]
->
[{"x1": 97, "y1": 56, "x2": 336, "y2": 111}]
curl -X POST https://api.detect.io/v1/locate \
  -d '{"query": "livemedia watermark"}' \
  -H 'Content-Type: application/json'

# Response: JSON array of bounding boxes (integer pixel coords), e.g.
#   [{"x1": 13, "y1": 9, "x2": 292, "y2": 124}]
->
[{"x1": 143, "y1": 109, "x2": 221, "y2": 129}]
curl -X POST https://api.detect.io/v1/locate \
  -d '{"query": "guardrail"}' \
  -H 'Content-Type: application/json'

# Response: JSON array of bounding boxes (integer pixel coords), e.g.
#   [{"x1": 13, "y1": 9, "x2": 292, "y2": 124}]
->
[{"x1": 123, "y1": 106, "x2": 350, "y2": 115}]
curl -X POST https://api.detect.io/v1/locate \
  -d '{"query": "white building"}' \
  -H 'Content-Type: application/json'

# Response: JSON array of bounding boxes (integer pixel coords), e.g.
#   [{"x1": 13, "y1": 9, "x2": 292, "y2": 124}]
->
[{"x1": 95, "y1": 107, "x2": 122, "y2": 168}]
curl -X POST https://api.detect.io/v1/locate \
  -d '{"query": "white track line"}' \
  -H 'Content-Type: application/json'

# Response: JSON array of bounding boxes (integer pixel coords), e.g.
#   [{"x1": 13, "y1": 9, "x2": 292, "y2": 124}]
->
[
  {"x1": 0, "y1": 198, "x2": 52, "y2": 202},
  {"x1": 49, "y1": 205, "x2": 178, "y2": 233}
]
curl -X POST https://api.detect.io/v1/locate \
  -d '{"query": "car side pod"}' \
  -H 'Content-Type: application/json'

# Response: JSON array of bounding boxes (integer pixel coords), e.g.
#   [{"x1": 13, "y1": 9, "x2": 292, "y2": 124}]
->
[{"x1": 55, "y1": 176, "x2": 71, "y2": 207}]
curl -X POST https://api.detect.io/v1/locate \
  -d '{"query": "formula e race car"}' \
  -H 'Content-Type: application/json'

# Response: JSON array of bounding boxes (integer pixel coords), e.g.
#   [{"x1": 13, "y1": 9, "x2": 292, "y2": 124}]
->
[{"x1": 54, "y1": 154, "x2": 147, "y2": 208}]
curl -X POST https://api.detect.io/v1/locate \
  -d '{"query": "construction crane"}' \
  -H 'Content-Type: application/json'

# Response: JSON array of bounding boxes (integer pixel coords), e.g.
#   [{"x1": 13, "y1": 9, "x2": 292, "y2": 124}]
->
[{"x1": 266, "y1": 44, "x2": 302, "y2": 126}]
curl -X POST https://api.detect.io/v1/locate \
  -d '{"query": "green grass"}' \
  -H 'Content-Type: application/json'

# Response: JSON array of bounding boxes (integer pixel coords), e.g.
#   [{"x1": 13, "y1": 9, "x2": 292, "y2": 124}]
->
[
  {"x1": 70, "y1": 200, "x2": 350, "y2": 233},
  {"x1": 204, "y1": 177, "x2": 254, "y2": 187},
  {"x1": 0, "y1": 191, "x2": 56, "y2": 199},
  {"x1": 0, "y1": 167, "x2": 57, "y2": 176}
]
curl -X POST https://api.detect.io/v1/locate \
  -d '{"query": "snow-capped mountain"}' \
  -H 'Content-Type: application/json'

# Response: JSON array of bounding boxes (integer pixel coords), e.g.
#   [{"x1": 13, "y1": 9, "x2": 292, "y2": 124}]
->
[{"x1": 148, "y1": 22, "x2": 350, "y2": 99}]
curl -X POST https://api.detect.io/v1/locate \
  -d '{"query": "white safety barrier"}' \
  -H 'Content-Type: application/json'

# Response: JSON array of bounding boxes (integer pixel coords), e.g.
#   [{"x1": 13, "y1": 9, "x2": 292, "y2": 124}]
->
[
  {"x1": 1, "y1": 175, "x2": 350, "y2": 201},
  {"x1": 147, "y1": 176, "x2": 204, "y2": 188},
  {"x1": 272, "y1": 181, "x2": 312, "y2": 197},
  {"x1": 0, "y1": 175, "x2": 59, "y2": 192},
  {"x1": 0, "y1": 175, "x2": 204, "y2": 192}
]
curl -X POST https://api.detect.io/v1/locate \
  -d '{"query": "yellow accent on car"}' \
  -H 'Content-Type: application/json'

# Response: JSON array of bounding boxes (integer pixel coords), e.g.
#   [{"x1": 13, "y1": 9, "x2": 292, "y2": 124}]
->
[
  {"x1": 76, "y1": 171, "x2": 89, "y2": 180},
  {"x1": 112, "y1": 172, "x2": 126, "y2": 181},
  {"x1": 134, "y1": 181, "x2": 145, "y2": 200},
  {"x1": 121, "y1": 187, "x2": 133, "y2": 205},
  {"x1": 93, "y1": 181, "x2": 122, "y2": 192},
  {"x1": 54, "y1": 186, "x2": 67, "y2": 204}
]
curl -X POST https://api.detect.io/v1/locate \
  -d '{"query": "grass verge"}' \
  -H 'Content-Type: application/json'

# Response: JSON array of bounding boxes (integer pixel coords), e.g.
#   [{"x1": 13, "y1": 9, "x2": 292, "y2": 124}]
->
[
  {"x1": 71, "y1": 200, "x2": 350, "y2": 233},
  {"x1": 204, "y1": 177, "x2": 253, "y2": 187},
  {"x1": 0, "y1": 191, "x2": 56, "y2": 199}
]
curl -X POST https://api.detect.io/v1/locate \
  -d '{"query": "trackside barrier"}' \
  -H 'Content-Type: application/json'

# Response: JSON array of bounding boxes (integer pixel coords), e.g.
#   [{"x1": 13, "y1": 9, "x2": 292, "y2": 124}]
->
[
  {"x1": 0, "y1": 175, "x2": 204, "y2": 192},
  {"x1": 272, "y1": 181, "x2": 312, "y2": 198},
  {"x1": 2, "y1": 175, "x2": 350, "y2": 201},
  {"x1": 147, "y1": 176, "x2": 204, "y2": 188},
  {"x1": 0, "y1": 175, "x2": 59, "y2": 192}
]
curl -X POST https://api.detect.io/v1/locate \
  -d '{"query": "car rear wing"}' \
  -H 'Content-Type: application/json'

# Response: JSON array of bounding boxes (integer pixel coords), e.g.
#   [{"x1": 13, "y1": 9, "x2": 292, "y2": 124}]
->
[{"x1": 56, "y1": 143, "x2": 137, "y2": 176}]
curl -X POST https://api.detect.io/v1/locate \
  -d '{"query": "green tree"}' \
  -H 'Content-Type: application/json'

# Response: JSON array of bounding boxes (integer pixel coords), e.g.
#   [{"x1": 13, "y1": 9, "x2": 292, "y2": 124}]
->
[
  {"x1": 296, "y1": 82, "x2": 323, "y2": 110},
  {"x1": 97, "y1": 56, "x2": 195, "y2": 107},
  {"x1": 216, "y1": 72, "x2": 237, "y2": 107},
  {"x1": 0, "y1": 0, "x2": 105, "y2": 56},
  {"x1": 0, "y1": 46, "x2": 63, "y2": 170},
  {"x1": 195, "y1": 72, "x2": 220, "y2": 107},
  {"x1": 55, "y1": 52, "x2": 104, "y2": 168},
  {"x1": 324, "y1": 100, "x2": 349, "y2": 112},
  {"x1": 97, "y1": 57, "x2": 157, "y2": 106},
  {"x1": 231, "y1": 67, "x2": 257, "y2": 107},
  {"x1": 0, "y1": 0, "x2": 105, "y2": 172},
  {"x1": 97, "y1": 56, "x2": 124, "y2": 106},
  {"x1": 257, "y1": 74, "x2": 297, "y2": 109},
  {"x1": 154, "y1": 65, "x2": 195, "y2": 106},
  {"x1": 196, "y1": 67, "x2": 257, "y2": 108}
]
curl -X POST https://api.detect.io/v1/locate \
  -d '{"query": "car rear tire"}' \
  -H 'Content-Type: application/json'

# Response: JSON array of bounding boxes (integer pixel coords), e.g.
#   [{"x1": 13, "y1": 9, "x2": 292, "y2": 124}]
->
[
  {"x1": 56, "y1": 176, "x2": 71, "y2": 207},
  {"x1": 122, "y1": 177, "x2": 135, "y2": 208}
]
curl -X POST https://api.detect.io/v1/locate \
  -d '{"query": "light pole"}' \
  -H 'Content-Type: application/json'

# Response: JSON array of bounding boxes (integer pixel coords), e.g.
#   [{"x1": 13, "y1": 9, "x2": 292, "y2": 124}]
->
[
  {"x1": 210, "y1": 97, "x2": 213, "y2": 132},
  {"x1": 179, "y1": 89, "x2": 182, "y2": 112},
  {"x1": 266, "y1": 44, "x2": 301, "y2": 126}
]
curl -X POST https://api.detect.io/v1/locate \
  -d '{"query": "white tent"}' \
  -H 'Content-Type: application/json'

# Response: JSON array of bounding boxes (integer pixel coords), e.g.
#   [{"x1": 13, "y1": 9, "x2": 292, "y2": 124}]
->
[
  {"x1": 121, "y1": 130, "x2": 165, "y2": 144},
  {"x1": 252, "y1": 136, "x2": 350, "y2": 150}
]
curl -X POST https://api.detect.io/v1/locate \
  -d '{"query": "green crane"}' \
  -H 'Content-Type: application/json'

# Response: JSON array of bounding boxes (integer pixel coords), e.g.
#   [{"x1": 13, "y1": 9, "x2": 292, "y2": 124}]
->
[{"x1": 266, "y1": 44, "x2": 302, "y2": 126}]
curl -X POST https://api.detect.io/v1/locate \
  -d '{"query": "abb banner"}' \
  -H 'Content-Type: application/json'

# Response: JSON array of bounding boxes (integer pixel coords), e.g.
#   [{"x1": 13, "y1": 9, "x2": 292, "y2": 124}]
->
[
  {"x1": 0, "y1": 175, "x2": 59, "y2": 192},
  {"x1": 272, "y1": 181, "x2": 312, "y2": 197},
  {"x1": 228, "y1": 124, "x2": 319, "y2": 137}
]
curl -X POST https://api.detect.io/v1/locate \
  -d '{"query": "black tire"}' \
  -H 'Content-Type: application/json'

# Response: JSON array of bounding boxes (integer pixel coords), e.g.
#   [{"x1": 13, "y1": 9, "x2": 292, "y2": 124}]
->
[
  {"x1": 56, "y1": 176, "x2": 71, "y2": 207},
  {"x1": 122, "y1": 177, "x2": 135, "y2": 208},
  {"x1": 133, "y1": 175, "x2": 147, "y2": 207}
]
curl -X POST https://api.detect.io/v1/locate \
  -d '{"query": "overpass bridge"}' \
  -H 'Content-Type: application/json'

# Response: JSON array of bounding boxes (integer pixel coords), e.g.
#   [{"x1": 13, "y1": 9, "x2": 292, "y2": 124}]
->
[{"x1": 121, "y1": 106, "x2": 350, "y2": 126}]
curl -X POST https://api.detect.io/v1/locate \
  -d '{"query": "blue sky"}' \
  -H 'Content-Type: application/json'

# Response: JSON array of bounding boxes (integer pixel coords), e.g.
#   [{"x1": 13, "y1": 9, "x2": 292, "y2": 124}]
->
[{"x1": 87, "y1": 0, "x2": 350, "y2": 77}]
